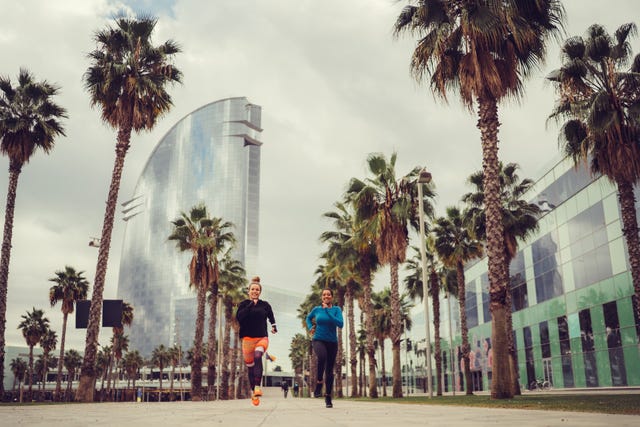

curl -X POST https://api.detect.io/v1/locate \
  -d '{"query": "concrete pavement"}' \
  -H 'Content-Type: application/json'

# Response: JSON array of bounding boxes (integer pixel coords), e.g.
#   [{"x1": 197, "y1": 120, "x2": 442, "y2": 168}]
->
[{"x1": 1, "y1": 387, "x2": 638, "y2": 427}]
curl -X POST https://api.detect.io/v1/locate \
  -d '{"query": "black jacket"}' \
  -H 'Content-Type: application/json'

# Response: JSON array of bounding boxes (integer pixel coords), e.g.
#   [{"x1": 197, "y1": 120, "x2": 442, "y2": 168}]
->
[{"x1": 236, "y1": 299, "x2": 276, "y2": 338}]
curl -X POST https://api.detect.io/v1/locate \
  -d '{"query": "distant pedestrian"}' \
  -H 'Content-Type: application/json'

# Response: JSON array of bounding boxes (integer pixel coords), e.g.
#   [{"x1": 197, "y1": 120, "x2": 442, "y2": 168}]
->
[
  {"x1": 281, "y1": 381, "x2": 289, "y2": 398},
  {"x1": 236, "y1": 276, "x2": 277, "y2": 406},
  {"x1": 305, "y1": 288, "x2": 343, "y2": 408},
  {"x1": 293, "y1": 382, "x2": 300, "y2": 397}
]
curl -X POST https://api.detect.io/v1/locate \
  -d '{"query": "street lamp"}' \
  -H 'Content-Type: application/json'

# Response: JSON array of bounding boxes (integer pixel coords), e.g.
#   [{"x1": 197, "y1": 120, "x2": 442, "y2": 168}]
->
[{"x1": 417, "y1": 168, "x2": 433, "y2": 398}]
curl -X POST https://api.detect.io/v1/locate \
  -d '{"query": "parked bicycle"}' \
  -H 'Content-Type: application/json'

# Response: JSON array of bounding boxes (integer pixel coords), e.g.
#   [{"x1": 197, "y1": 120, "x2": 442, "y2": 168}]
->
[{"x1": 529, "y1": 378, "x2": 551, "y2": 391}]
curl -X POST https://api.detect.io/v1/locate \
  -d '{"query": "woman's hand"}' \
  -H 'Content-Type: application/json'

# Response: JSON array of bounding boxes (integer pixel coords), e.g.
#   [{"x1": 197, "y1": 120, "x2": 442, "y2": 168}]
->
[{"x1": 309, "y1": 326, "x2": 316, "y2": 337}]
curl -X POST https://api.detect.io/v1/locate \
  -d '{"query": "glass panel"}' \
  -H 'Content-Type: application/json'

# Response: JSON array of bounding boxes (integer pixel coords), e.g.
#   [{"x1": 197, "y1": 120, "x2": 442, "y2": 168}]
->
[
  {"x1": 604, "y1": 301, "x2": 627, "y2": 386},
  {"x1": 579, "y1": 308, "x2": 599, "y2": 387},
  {"x1": 539, "y1": 321, "x2": 551, "y2": 358},
  {"x1": 523, "y1": 326, "x2": 535, "y2": 388},
  {"x1": 557, "y1": 315, "x2": 574, "y2": 387}
]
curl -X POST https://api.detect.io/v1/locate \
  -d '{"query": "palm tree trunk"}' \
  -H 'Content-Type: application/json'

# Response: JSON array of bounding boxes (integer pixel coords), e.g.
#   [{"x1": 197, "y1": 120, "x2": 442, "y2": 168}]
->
[
  {"x1": 207, "y1": 286, "x2": 219, "y2": 400},
  {"x1": 346, "y1": 287, "x2": 358, "y2": 397},
  {"x1": 379, "y1": 338, "x2": 387, "y2": 397},
  {"x1": 389, "y1": 262, "x2": 403, "y2": 398},
  {"x1": 336, "y1": 326, "x2": 344, "y2": 397},
  {"x1": 361, "y1": 266, "x2": 378, "y2": 398},
  {"x1": 502, "y1": 250, "x2": 521, "y2": 395},
  {"x1": 0, "y1": 161, "x2": 22, "y2": 395},
  {"x1": 55, "y1": 312, "x2": 68, "y2": 401},
  {"x1": 77, "y1": 131, "x2": 132, "y2": 402},
  {"x1": 431, "y1": 270, "x2": 442, "y2": 396},
  {"x1": 27, "y1": 345, "x2": 34, "y2": 400},
  {"x1": 617, "y1": 178, "x2": 640, "y2": 326},
  {"x1": 456, "y1": 262, "x2": 473, "y2": 395},
  {"x1": 477, "y1": 96, "x2": 512, "y2": 399},
  {"x1": 221, "y1": 304, "x2": 232, "y2": 400},
  {"x1": 230, "y1": 327, "x2": 239, "y2": 399},
  {"x1": 191, "y1": 282, "x2": 207, "y2": 400}
]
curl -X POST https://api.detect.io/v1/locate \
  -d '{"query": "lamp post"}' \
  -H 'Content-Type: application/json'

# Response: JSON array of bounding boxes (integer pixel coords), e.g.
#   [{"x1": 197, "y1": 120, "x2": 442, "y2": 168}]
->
[{"x1": 417, "y1": 168, "x2": 433, "y2": 398}]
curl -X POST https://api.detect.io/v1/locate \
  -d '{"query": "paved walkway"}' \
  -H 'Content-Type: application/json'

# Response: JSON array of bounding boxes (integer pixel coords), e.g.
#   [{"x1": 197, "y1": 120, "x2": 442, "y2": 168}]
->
[{"x1": 1, "y1": 387, "x2": 638, "y2": 427}]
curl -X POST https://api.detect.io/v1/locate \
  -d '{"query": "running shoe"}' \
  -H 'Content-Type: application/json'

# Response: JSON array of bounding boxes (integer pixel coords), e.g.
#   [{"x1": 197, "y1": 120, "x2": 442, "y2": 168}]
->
[
  {"x1": 253, "y1": 385, "x2": 263, "y2": 397},
  {"x1": 251, "y1": 393, "x2": 260, "y2": 406}
]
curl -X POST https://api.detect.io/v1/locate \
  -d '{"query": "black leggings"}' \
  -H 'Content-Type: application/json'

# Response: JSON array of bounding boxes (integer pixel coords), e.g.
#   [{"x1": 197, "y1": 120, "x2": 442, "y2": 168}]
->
[{"x1": 313, "y1": 340, "x2": 338, "y2": 396}]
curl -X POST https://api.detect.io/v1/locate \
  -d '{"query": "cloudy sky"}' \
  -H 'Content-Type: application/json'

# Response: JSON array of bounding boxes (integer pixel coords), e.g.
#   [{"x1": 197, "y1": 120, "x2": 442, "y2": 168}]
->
[{"x1": 1, "y1": 0, "x2": 638, "y2": 353}]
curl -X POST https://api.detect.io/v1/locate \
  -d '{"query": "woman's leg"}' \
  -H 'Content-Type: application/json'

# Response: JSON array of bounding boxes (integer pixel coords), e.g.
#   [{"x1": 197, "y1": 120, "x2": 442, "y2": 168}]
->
[
  {"x1": 324, "y1": 341, "x2": 338, "y2": 395},
  {"x1": 252, "y1": 337, "x2": 270, "y2": 392},
  {"x1": 312, "y1": 340, "x2": 327, "y2": 397}
]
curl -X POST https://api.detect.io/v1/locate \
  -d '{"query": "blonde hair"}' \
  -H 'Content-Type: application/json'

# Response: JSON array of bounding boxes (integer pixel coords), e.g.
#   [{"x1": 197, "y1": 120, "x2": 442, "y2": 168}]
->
[{"x1": 249, "y1": 276, "x2": 262, "y2": 291}]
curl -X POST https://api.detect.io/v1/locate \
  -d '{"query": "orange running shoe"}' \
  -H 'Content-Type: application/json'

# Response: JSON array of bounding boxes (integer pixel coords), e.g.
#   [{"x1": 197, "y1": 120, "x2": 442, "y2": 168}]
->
[
  {"x1": 251, "y1": 393, "x2": 260, "y2": 406},
  {"x1": 253, "y1": 386, "x2": 263, "y2": 397}
]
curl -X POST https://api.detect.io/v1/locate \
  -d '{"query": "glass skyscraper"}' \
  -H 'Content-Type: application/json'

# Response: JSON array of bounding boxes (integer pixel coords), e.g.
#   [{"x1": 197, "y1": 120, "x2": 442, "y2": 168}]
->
[{"x1": 117, "y1": 97, "x2": 263, "y2": 357}]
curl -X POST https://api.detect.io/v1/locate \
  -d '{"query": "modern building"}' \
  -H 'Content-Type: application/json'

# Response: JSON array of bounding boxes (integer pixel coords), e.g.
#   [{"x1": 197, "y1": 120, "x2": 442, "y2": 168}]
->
[
  {"x1": 117, "y1": 97, "x2": 264, "y2": 358},
  {"x1": 407, "y1": 155, "x2": 640, "y2": 392}
]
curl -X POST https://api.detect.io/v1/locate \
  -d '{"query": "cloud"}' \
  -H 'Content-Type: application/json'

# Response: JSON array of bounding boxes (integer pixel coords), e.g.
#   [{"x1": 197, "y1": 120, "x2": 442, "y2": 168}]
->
[{"x1": 1, "y1": 0, "x2": 638, "y2": 354}]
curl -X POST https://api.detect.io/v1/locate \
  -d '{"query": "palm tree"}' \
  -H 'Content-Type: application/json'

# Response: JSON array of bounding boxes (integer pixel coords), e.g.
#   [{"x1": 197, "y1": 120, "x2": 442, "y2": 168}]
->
[
  {"x1": 393, "y1": 0, "x2": 564, "y2": 399},
  {"x1": 320, "y1": 200, "x2": 365, "y2": 397},
  {"x1": 10, "y1": 357, "x2": 27, "y2": 391},
  {"x1": 289, "y1": 333, "x2": 310, "y2": 397},
  {"x1": 218, "y1": 250, "x2": 246, "y2": 400},
  {"x1": 168, "y1": 204, "x2": 219, "y2": 401},
  {"x1": 548, "y1": 22, "x2": 640, "y2": 325},
  {"x1": 205, "y1": 218, "x2": 236, "y2": 400},
  {"x1": 49, "y1": 265, "x2": 89, "y2": 401},
  {"x1": 462, "y1": 162, "x2": 541, "y2": 394},
  {"x1": 109, "y1": 332, "x2": 129, "y2": 400},
  {"x1": 167, "y1": 345, "x2": 181, "y2": 400},
  {"x1": 123, "y1": 350, "x2": 143, "y2": 393},
  {"x1": 108, "y1": 301, "x2": 133, "y2": 399},
  {"x1": 433, "y1": 207, "x2": 483, "y2": 395},
  {"x1": 404, "y1": 240, "x2": 449, "y2": 396},
  {"x1": 0, "y1": 69, "x2": 66, "y2": 393},
  {"x1": 151, "y1": 344, "x2": 170, "y2": 396},
  {"x1": 96, "y1": 345, "x2": 111, "y2": 399},
  {"x1": 347, "y1": 152, "x2": 435, "y2": 398},
  {"x1": 39, "y1": 329, "x2": 57, "y2": 394},
  {"x1": 297, "y1": 285, "x2": 322, "y2": 388},
  {"x1": 63, "y1": 349, "x2": 82, "y2": 401},
  {"x1": 18, "y1": 308, "x2": 50, "y2": 399},
  {"x1": 76, "y1": 16, "x2": 182, "y2": 402}
]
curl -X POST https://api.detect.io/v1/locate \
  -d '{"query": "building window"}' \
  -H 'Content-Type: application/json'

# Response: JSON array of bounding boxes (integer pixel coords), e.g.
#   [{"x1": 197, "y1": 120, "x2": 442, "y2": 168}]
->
[
  {"x1": 568, "y1": 203, "x2": 612, "y2": 289},
  {"x1": 465, "y1": 282, "x2": 479, "y2": 329},
  {"x1": 603, "y1": 301, "x2": 627, "y2": 386},
  {"x1": 557, "y1": 315, "x2": 574, "y2": 387},
  {"x1": 579, "y1": 308, "x2": 599, "y2": 387},
  {"x1": 532, "y1": 231, "x2": 563, "y2": 303},
  {"x1": 523, "y1": 326, "x2": 535, "y2": 388},
  {"x1": 510, "y1": 251, "x2": 527, "y2": 311}
]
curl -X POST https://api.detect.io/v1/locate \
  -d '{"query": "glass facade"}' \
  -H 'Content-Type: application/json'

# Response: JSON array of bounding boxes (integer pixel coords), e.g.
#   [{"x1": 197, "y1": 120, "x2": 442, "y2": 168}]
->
[
  {"x1": 117, "y1": 97, "x2": 263, "y2": 357},
  {"x1": 413, "y1": 156, "x2": 640, "y2": 392}
]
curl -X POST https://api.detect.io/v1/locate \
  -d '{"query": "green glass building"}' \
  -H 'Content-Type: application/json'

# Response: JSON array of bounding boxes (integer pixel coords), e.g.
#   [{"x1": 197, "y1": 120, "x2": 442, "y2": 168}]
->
[{"x1": 438, "y1": 156, "x2": 640, "y2": 392}]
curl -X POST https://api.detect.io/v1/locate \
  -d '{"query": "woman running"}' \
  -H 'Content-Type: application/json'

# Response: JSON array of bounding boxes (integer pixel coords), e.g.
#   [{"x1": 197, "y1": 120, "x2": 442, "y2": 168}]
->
[
  {"x1": 305, "y1": 288, "x2": 343, "y2": 408},
  {"x1": 236, "y1": 276, "x2": 277, "y2": 405}
]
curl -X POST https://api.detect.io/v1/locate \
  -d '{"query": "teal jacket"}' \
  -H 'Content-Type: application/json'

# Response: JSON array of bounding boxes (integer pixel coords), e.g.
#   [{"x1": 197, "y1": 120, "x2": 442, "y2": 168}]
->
[{"x1": 306, "y1": 305, "x2": 344, "y2": 343}]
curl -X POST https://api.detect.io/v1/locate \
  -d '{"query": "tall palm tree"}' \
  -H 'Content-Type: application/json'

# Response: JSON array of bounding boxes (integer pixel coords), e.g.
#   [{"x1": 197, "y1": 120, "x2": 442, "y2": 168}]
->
[
  {"x1": 394, "y1": 0, "x2": 564, "y2": 399},
  {"x1": 348, "y1": 152, "x2": 435, "y2": 398},
  {"x1": 109, "y1": 331, "x2": 129, "y2": 400},
  {"x1": 205, "y1": 218, "x2": 236, "y2": 400},
  {"x1": 404, "y1": 240, "x2": 451, "y2": 396},
  {"x1": 289, "y1": 333, "x2": 310, "y2": 397},
  {"x1": 18, "y1": 308, "x2": 50, "y2": 399},
  {"x1": 96, "y1": 345, "x2": 111, "y2": 399},
  {"x1": 548, "y1": 22, "x2": 640, "y2": 324},
  {"x1": 433, "y1": 207, "x2": 483, "y2": 395},
  {"x1": 321, "y1": 200, "x2": 365, "y2": 397},
  {"x1": 218, "y1": 250, "x2": 246, "y2": 400},
  {"x1": 39, "y1": 328, "x2": 57, "y2": 394},
  {"x1": 10, "y1": 357, "x2": 27, "y2": 391},
  {"x1": 76, "y1": 16, "x2": 182, "y2": 401},
  {"x1": 462, "y1": 162, "x2": 541, "y2": 394},
  {"x1": 168, "y1": 204, "x2": 219, "y2": 401},
  {"x1": 0, "y1": 69, "x2": 66, "y2": 393},
  {"x1": 49, "y1": 265, "x2": 89, "y2": 401},
  {"x1": 63, "y1": 349, "x2": 82, "y2": 401},
  {"x1": 297, "y1": 285, "x2": 322, "y2": 387}
]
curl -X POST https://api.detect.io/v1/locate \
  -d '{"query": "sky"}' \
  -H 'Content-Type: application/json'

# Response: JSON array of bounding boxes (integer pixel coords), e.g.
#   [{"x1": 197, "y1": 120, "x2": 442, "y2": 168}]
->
[{"x1": 1, "y1": 0, "x2": 639, "y2": 355}]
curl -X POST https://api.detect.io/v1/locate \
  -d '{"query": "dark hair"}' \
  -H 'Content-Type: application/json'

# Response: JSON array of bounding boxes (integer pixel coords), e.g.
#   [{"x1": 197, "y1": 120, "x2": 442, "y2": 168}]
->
[{"x1": 322, "y1": 288, "x2": 333, "y2": 296}]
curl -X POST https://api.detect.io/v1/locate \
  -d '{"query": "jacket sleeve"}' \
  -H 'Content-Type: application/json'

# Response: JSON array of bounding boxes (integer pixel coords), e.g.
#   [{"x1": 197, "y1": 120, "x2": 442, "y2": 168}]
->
[
  {"x1": 236, "y1": 300, "x2": 251, "y2": 323},
  {"x1": 331, "y1": 307, "x2": 344, "y2": 328},
  {"x1": 266, "y1": 302, "x2": 276, "y2": 326},
  {"x1": 305, "y1": 307, "x2": 316, "y2": 330}
]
